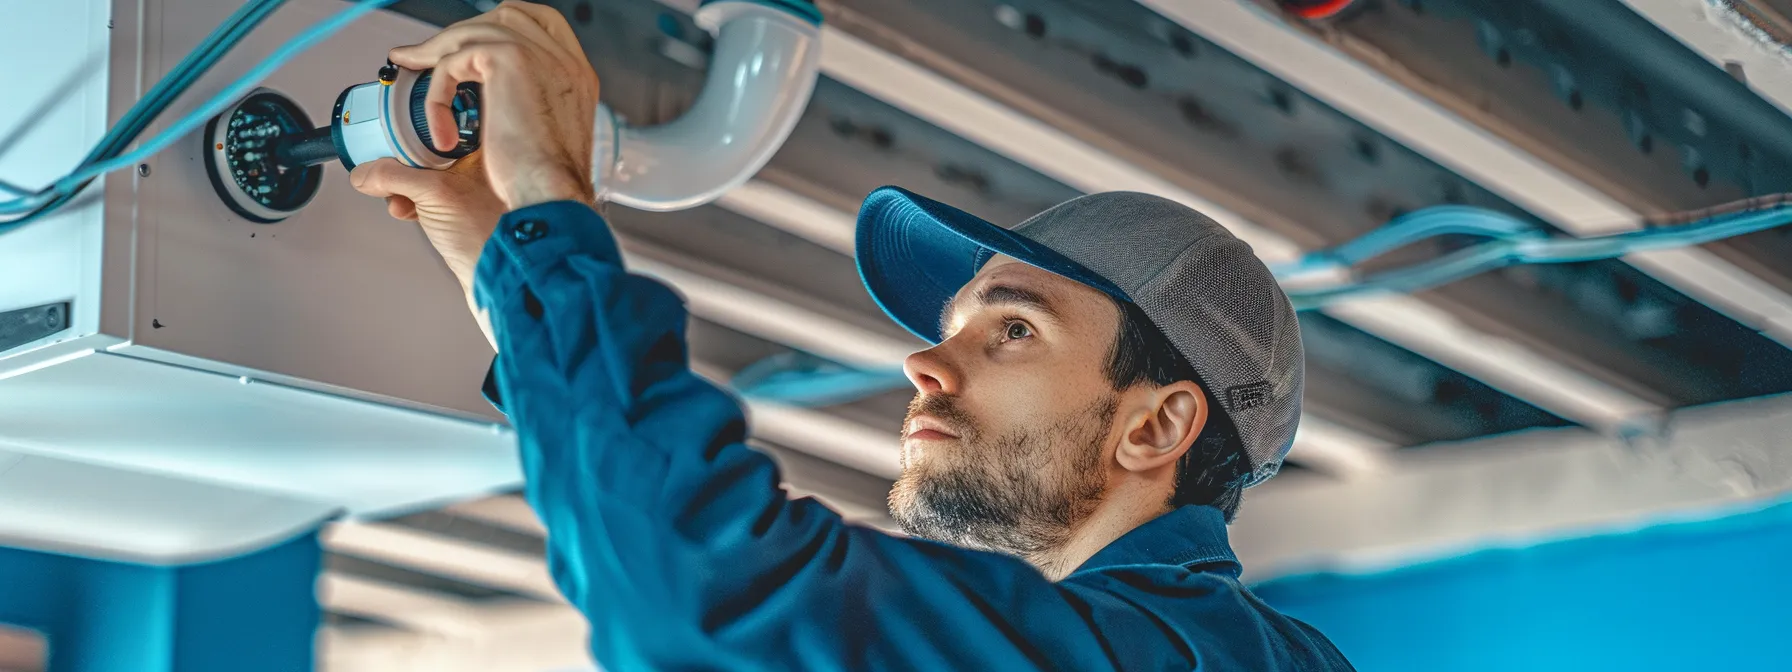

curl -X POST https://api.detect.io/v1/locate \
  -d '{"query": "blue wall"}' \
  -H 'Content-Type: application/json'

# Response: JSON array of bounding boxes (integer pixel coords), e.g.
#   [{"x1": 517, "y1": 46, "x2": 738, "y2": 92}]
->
[
  {"x1": 0, "y1": 533, "x2": 322, "y2": 672},
  {"x1": 1254, "y1": 500, "x2": 1792, "y2": 671}
]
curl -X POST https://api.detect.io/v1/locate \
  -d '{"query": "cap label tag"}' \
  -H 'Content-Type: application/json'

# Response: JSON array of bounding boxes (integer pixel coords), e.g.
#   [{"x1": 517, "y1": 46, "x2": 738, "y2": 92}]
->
[{"x1": 1226, "y1": 381, "x2": 1272, "y2": 412}]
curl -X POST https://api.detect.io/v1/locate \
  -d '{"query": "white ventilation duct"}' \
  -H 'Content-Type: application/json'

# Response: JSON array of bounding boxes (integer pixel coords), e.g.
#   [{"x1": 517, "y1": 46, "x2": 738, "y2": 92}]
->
[{"x1": 593, "y1": 0, "x2": 823, "y2": 211}]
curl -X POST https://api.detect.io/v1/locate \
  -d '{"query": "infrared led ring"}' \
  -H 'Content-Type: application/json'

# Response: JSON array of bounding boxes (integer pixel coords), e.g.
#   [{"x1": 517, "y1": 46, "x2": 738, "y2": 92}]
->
[{"x1": 203, "y1": 88, "x2": 324, "y2": 223}]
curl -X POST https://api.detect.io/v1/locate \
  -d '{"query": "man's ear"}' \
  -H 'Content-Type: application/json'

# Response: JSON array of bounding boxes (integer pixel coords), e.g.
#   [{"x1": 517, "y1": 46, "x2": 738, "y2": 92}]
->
[{"x1": 1115, "y1": 381, "x2": 1208, "y2": 474}]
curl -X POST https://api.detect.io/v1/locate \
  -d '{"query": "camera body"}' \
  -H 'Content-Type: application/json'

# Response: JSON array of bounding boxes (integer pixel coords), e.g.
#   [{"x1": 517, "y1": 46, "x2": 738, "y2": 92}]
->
[{"x1": 333, "y1": 66, "x2": 481, "y2": 171}]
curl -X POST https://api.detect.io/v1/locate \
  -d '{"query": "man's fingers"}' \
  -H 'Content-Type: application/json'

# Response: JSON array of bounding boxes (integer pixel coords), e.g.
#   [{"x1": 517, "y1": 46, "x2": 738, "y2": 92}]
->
[
  {"x1": 421, "y1": 46, "x2": 512, "y2": 153},
  {"x1": 486, "y1": 1, "x2": 585, "y2": 58},
  {"x1": 388, "y1": 22, "x2": 522, "y2": 71},
  {"x1": 426, "y1": 45, "x2": 532, "y2": 153},
  {"x1": 386, "y1": 196, "x2": 418, "y2": 221},
  {"x1": 484, "y1": 2, "x2": 579, "y2": 64},
  {"x1": 350, "y1": 158, "x2": 446, "y2": 200},
  {"x1": 423, "y1": 62, "x2": 467, "y2": 153}
]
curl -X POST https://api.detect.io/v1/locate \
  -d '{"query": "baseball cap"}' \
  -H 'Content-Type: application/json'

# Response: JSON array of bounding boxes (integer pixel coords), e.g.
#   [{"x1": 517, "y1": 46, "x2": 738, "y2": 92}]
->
[{"x1": 855, "y1": 186, "x2": 1304, "y2": 486}]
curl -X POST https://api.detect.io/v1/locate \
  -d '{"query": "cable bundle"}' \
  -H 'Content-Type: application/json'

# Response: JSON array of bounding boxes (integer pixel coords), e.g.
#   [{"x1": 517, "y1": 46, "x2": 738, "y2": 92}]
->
[
  {"x1": 1276, "y1": 200, "x2": 1792, "y2": 310},
  {"x1": 0, "y1": 0, "x2": 397, "y2": 231}
]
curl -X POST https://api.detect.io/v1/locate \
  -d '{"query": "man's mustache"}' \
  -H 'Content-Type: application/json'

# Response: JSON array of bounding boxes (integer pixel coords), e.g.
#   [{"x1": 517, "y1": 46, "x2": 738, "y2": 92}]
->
[{"x1": 905, "y1": 394, "x2": 978, "y2": 440}]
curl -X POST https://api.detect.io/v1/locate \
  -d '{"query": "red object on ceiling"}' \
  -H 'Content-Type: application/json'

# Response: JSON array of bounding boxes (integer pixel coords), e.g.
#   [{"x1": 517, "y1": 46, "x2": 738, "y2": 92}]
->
[{"x1": 1285, "y1": 0, "x2": 1357, "y2": 20}]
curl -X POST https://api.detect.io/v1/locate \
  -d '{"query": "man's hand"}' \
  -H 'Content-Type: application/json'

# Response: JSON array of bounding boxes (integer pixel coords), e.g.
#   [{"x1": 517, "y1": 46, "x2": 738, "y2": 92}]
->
[
  {"x1": 350, "y1": 154, "x2": 504, "y2": 297},
  {"x1": 390, "y1": 1, "x2": 601, "y2": 210}
]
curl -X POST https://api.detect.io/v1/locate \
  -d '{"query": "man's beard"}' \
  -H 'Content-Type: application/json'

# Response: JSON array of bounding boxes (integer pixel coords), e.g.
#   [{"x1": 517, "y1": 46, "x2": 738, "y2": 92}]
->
[{"x1": 888, "y1": 392, "x2": 1116, "y2": 564}]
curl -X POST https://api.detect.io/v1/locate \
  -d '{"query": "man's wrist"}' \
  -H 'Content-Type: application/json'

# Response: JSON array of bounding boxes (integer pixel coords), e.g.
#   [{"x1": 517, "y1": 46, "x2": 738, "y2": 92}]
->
[{"x1": 502, "y1": 169, "x2": 593, "y2": 210}]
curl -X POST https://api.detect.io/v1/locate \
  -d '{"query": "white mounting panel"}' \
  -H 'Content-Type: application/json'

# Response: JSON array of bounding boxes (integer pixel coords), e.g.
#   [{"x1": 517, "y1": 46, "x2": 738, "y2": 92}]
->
[{"x1": 0, "y1": 0, "x2": 523, "y2": 557}]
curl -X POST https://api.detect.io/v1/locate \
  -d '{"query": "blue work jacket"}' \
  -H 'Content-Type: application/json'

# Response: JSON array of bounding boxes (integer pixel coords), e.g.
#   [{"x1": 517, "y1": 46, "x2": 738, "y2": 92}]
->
[{"x1": 473, "y1": 200, "x2": 1356, "y2": 671}]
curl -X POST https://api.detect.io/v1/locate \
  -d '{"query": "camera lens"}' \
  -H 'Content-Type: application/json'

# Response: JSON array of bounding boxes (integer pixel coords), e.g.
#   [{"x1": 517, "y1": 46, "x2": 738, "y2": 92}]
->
[{"x1": 408, "y1": 69, "x2": 482, "y2": 158}]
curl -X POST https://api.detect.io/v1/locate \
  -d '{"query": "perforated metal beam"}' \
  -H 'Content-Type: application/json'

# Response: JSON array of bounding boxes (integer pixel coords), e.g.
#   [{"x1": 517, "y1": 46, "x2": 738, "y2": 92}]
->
[{"x1": 1139, "y1": 0, "x2": 1792, "y2": 349}]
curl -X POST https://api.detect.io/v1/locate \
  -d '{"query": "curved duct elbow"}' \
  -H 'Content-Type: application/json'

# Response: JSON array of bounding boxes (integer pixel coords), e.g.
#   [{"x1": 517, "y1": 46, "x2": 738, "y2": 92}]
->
[{"x1": 594, "y1": 0, "x2": 822, "y2": 212}]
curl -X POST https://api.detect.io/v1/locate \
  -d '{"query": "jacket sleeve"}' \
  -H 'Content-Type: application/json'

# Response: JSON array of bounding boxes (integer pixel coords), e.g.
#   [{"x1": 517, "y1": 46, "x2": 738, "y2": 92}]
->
[{"x1": 472, "y1": 201, "x2": 1276, "y2": 672}]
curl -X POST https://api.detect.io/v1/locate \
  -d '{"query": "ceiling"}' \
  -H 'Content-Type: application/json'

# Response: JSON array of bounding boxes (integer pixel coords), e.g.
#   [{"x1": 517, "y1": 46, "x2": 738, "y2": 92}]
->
[{"x1": 311, "y1": 0, "x2": 1792, "y2": 668}]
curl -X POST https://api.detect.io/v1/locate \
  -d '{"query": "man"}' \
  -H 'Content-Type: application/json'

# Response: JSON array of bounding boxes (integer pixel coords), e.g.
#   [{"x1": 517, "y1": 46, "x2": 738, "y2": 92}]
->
[{"x1": 352, "y1": 3, "x2": 1354, "y2": 669}]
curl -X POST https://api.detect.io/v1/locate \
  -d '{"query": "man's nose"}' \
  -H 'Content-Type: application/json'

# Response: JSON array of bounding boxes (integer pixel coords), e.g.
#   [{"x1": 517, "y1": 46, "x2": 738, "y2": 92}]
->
[{"x1": 903, "y1": 345, "x2": 960, "y2": 395}]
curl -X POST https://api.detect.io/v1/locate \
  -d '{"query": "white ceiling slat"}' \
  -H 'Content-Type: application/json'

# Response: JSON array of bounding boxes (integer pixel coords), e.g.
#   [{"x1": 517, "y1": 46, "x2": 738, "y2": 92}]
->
[
  {"x1": 443, "y1": 495, "x2": 546, "y2": 537},
  {"x1": 320, "y1": 523, "x2": 561, "y2": 602}
]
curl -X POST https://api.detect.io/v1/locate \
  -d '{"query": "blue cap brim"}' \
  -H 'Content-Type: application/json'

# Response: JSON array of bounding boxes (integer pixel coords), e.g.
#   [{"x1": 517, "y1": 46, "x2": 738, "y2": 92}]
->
[{"x1": 856, "y1": 186, "x2": 1129, "y2": 344}]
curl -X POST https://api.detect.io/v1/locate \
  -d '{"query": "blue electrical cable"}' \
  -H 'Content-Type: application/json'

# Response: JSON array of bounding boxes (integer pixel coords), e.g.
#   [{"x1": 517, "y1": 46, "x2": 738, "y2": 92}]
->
[
  {"x1": 67, "y1": 0, "x2": 399, "y2": 188},
  {"x1": 0, "y1": 0, "x2": 398, "y2": 231},
  {"x1": 1283, "y1": 204, "x2": 1792, "y2": 310},
  {"x1": 0, "y1": 0, "x2": 288, "y2": 223},
  {"x1": 1269, "y1": 206, "x2": 1542, "y2": 278}
]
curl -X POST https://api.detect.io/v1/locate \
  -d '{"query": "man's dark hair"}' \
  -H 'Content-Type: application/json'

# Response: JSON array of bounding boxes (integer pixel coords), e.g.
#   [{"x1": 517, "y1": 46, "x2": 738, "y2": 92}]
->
[{"x1": 1105, "y1": 299, "x2": 1247, "y2": 522}]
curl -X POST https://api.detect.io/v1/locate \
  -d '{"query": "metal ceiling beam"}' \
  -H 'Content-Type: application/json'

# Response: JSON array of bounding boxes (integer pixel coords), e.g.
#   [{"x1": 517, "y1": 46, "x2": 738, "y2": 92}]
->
[
  {"x1": 320, "y1": 522, "x2": 562, "y2": 602},
  {"x1": 686, "y1": 358, "x2": 905, "y2": 478},
  {"x1": 716, "y1": 180, "x2": 860, "y2": 255},
  {"x1": 809, "y1": 17, "x2": 1660, "y2": 430},
  {"x1": 444, "y1": 495, "x2": 546, "y2": 537},
  {"x1": 740, "y1": 398, "x2": 904, "y2": 479},
  {"x1": 318, "y1": 572, "x2": 488, "y2": 636},
  {"x1": 623, "y1": 240, "x2": 923, "y2": 368},
  {"x1": 318, "y1": 601, "x2": 592, "y2": 672},
  {"x1": 1288, "y1": 415, "x2": 1395, "y2": 479},
  {"x1": 1138, "y1": 0, "x2": 1792, "y2": 349}
]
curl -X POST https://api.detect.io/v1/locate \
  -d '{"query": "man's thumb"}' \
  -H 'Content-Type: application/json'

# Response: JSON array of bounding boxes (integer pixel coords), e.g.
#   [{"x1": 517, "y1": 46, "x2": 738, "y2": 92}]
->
[{"x1": 349, "y1": 158, "x2": 439, "y2": 199}]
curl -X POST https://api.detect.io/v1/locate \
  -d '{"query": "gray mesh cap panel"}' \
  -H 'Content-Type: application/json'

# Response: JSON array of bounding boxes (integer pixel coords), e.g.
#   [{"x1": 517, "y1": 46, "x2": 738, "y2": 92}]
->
[{"x1": 1010, "y1": 192, "x2": 1304, "y2": 485}]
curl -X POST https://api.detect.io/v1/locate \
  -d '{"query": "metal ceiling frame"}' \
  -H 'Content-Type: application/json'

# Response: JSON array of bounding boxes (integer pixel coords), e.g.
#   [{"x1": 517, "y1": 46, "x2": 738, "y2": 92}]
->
[{"x1": 1137, "y1": 0, "x2": 1792, "y2": 348}]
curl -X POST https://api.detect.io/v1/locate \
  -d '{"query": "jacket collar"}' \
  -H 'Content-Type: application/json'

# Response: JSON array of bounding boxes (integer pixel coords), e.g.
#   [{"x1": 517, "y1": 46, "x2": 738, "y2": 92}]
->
[{"x1": 1071, "y1": 505, "x2": 1241, "y2": 577}]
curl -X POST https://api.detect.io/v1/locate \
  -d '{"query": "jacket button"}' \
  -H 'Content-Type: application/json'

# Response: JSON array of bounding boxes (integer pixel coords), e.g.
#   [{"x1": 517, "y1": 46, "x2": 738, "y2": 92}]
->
[{"x1": 512, "y1": 219, "x2": 549, "y2": 243}]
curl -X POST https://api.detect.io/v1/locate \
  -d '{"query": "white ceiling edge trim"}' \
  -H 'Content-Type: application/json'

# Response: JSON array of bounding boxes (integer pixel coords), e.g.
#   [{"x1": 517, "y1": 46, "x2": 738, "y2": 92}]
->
[
  {"x1": 1231, "y1": 391, "x2": 1792, "y2": 580},
  {"x1": 813, "y1": 23, "x2": 1658, "y2": 429},
  {"x1": 0, "y1": 351, "x2": 523, "y2": 517},
  {"x1": 1140, "y1": 0, "x2": 1792, "y2": 347},
  {"x1": 0, "y1": 446, "x2": 338, "y2": 565}
]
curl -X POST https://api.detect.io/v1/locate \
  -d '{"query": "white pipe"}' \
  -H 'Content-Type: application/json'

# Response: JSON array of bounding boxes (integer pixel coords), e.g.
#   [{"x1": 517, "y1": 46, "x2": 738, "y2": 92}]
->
[{"x1": 594, "y1": 0, "x2": 822, "y2": 211}]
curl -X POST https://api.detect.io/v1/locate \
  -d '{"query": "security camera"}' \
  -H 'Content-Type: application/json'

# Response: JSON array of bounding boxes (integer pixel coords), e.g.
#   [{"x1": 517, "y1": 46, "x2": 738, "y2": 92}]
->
[{"x1": 204, "y1": 65, "x2": 481, "y2": 222}]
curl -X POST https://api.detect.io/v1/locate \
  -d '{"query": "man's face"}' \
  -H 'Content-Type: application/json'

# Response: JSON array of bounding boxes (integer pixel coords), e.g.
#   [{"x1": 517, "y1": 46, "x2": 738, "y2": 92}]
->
[{"x1": 888, "y1": 255, "x2": 1126, "y2": 561}]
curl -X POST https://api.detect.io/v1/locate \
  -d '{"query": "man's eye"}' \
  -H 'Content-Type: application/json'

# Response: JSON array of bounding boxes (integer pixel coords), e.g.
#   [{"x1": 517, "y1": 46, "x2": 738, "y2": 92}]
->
[{"x1": 1004, "y1": 321, "x2": 1033, "y2": 340}]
